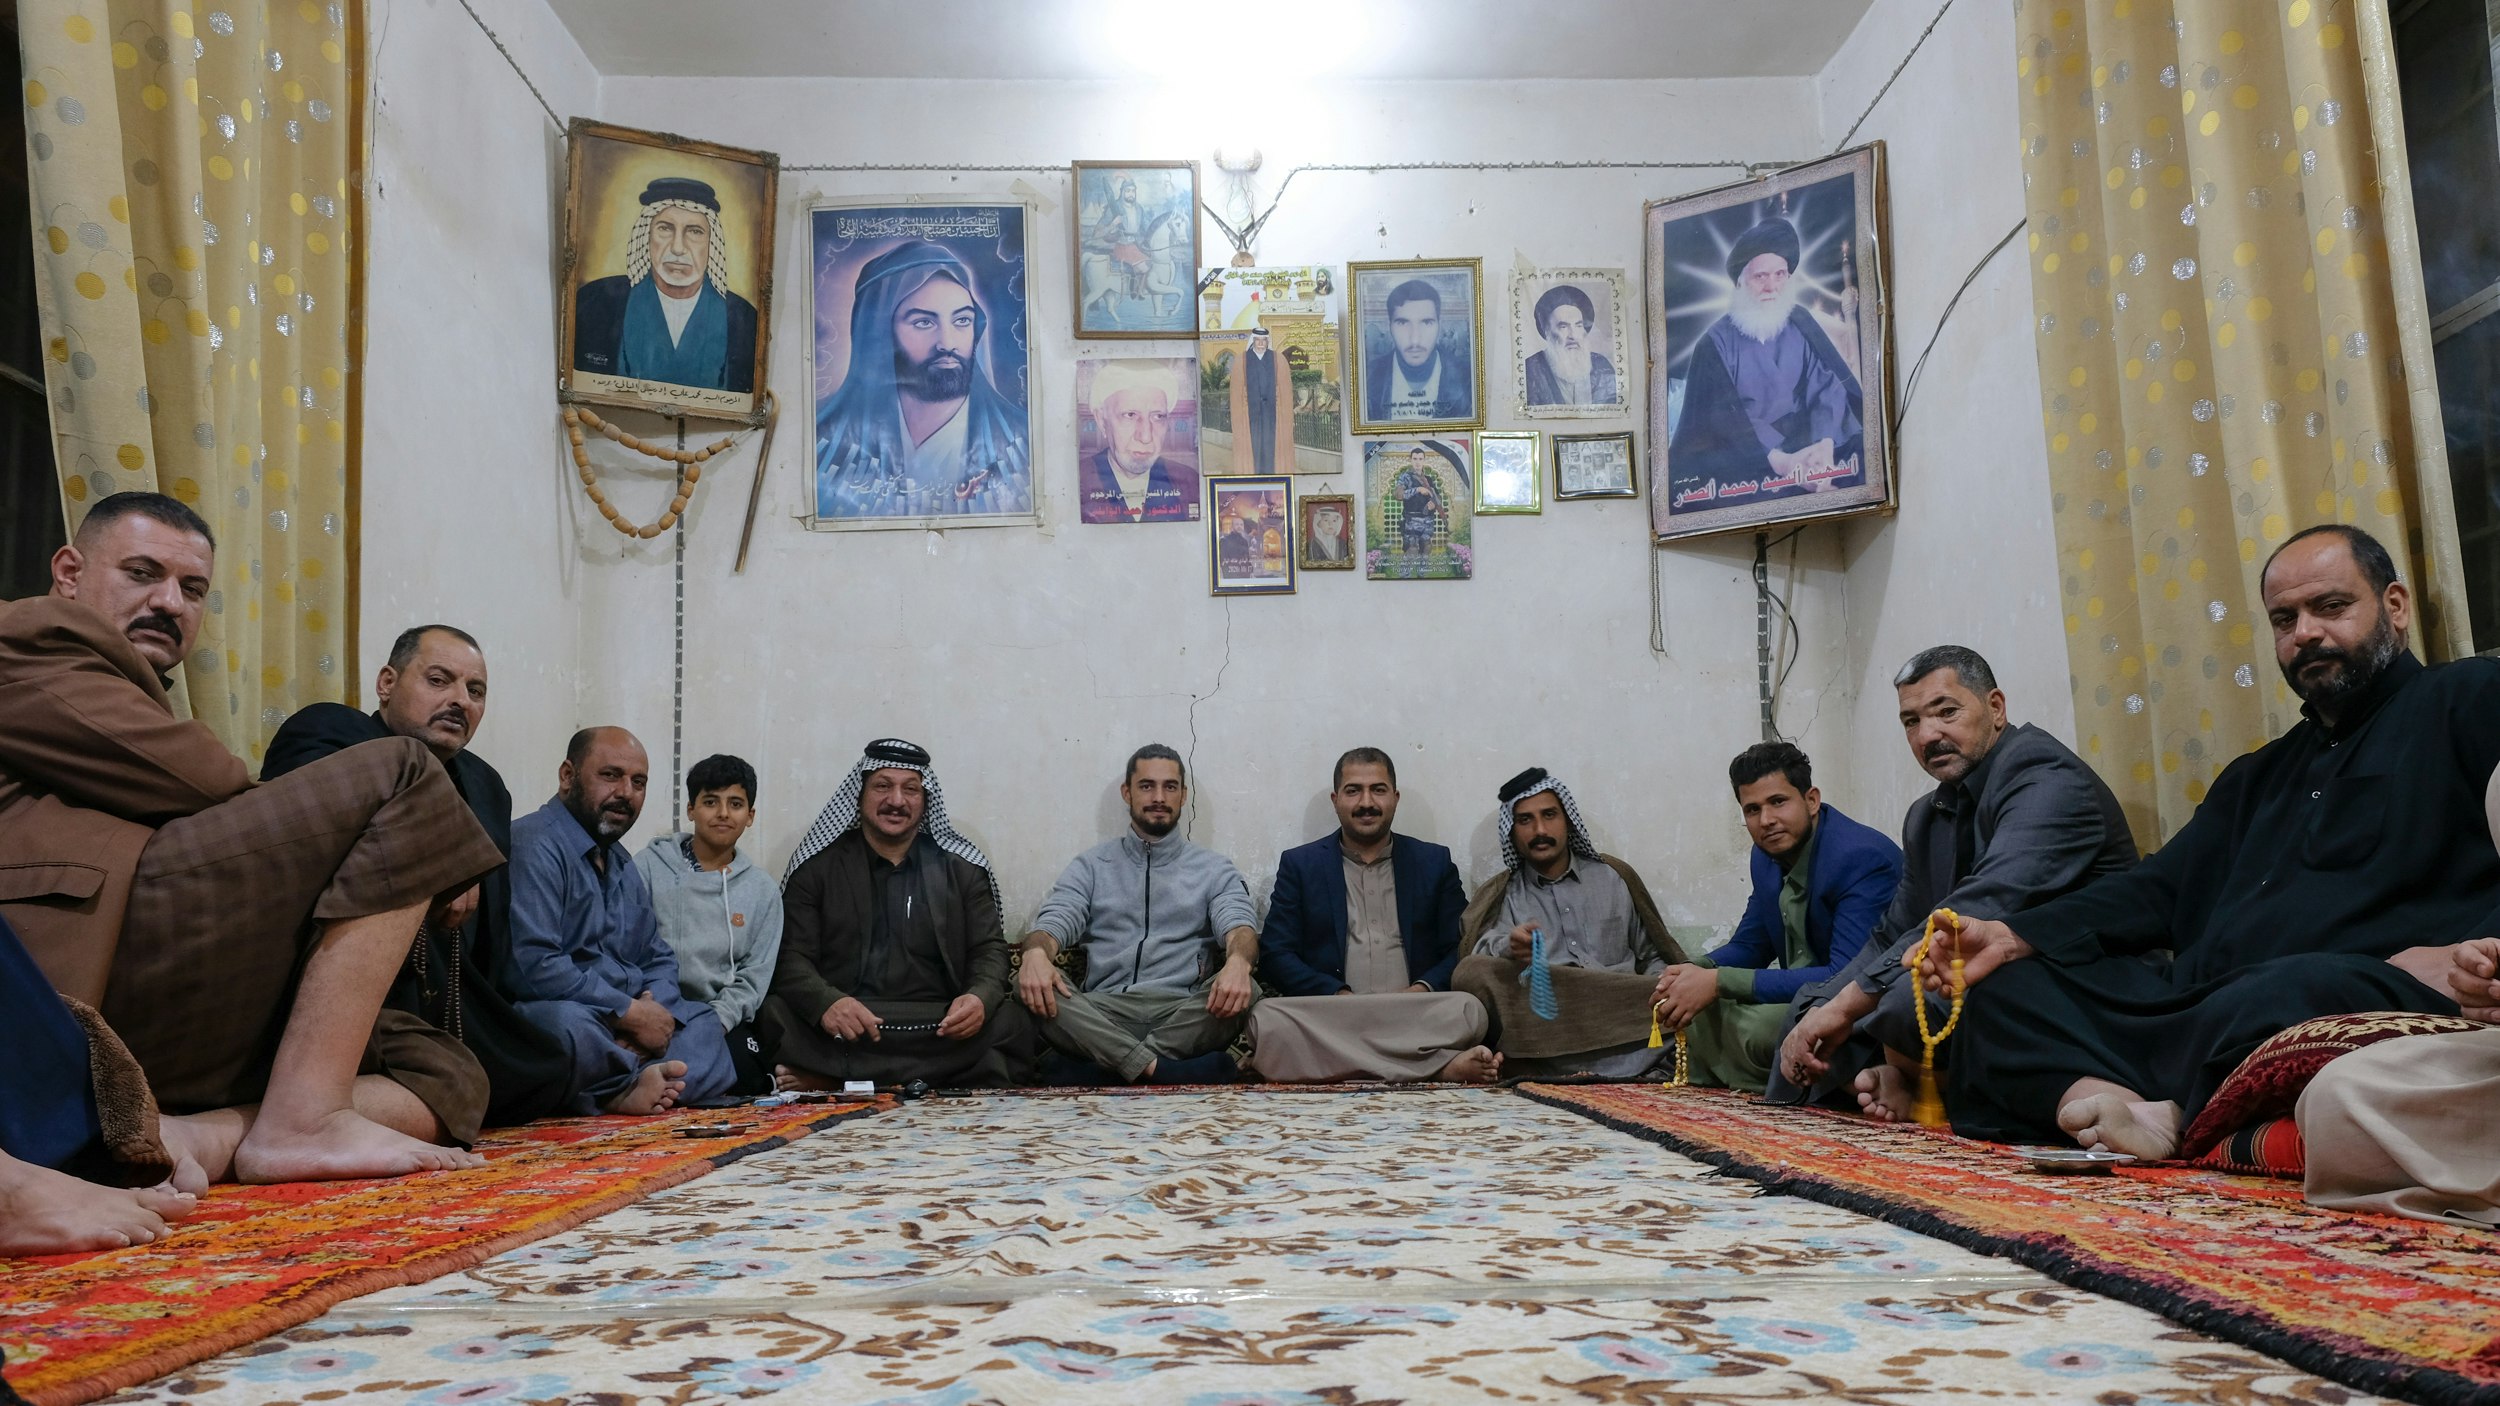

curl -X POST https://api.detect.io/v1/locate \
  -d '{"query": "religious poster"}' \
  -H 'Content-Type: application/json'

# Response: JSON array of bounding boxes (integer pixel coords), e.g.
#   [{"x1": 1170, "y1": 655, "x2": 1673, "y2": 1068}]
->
[
  {"x1": 1209, "y1": 475, "x2": 1295, "y2": 596},
  {"x1": 805, "y1": 197, "x2": 1038, "y2": 530},
  {"x1": 1555, "y1": 431, "x2": 1639, "y2": 499},
  {"x1": 1076, "y1": 355, "x2": 1200, "y2": 524},
  {"x1": 1645, "y1": 143, "x2": 1896, "y2": 545},
  {"x1": 1363, "y1": 435, "x2": 1474, "y2": 581},
  {"x1": 1072, "y1": 160, "x2": 1200, "y2": 338},
  {"x1": 1348, "y1": 259, "x2": 1485, "y2": 434},
  {"x1": 1511, "y1": 267, "x2": 1631, "y2": 420},
  {"x1": 1298, "y1": 493, "x2": 1357, "y2": 570},
  {"x1": 1199, "y1": 264, "x2": 1341, "y2": 330},
  {"x1": 1195, "y1": 316, "x2": 1343, "y2": 476},
  {"x1": 559, "y1": 119, "x2": 778, "y2": 425}
]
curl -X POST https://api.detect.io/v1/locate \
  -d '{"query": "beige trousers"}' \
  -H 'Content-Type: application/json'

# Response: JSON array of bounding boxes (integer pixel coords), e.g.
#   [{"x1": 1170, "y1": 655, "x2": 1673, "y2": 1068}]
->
[
  {"x1": 2299, "y1": 1028, "x2": 2500, "y2": 1226},
  {"x1": 1245, "y1": 992, "x2": 1487, "y2": 1083}
]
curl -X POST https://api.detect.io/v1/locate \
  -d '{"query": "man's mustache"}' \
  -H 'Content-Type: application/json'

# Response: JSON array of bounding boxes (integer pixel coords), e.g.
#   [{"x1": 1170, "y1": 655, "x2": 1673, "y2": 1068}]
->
[
  {"x1": 1924, "y1": 742, "x2": 1960, "y2": 763},
  {"x1": 1352, "y1": 808, "x2": 1383, "y2": 820},
  {"x1": 429, "y1": 707, "x2": 469, "y2": 732},
  {"x1": 2291, "y1": 643, "x2": 2350, "y2": 675},
  {"x1": 1526, "y1": 834, "x2": 1560, "y2": 848},
  {"x1": 126, "y1": 610, "x2": 181, "y2": 643}
]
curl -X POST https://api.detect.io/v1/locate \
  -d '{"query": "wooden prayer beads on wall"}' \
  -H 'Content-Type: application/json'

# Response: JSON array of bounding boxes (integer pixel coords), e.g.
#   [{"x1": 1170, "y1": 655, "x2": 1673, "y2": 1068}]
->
[{"x1": 563, "y1": 405, "x2": 740, "y2": 540}]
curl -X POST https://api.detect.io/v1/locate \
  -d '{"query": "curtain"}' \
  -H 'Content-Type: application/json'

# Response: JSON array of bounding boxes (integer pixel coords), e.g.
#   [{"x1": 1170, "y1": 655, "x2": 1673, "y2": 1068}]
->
[
  {"x1": 21, "y1": 0, "x2": 358, "y2": 762},
  {"x1": 2018, "y1": 0, "x2": 2467, "y2": 844}
]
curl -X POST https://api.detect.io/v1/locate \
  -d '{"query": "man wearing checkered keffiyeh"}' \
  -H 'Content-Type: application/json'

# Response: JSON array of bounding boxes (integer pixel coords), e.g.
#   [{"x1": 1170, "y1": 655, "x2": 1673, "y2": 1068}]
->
[{"x1": 756, "y1": 740, "x2": 1035, "y2": 1089}]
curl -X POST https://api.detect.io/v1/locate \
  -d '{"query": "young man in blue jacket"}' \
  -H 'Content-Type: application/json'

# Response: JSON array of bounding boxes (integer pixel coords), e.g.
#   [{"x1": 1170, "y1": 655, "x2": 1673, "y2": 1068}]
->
[{"x1": 1649, "y1": 741, "x2": 1902, "y2": 1092}]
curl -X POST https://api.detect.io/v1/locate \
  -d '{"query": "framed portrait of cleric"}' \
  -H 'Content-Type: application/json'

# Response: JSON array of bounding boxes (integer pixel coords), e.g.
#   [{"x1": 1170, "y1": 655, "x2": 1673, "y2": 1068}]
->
[
  {"x1": 1363, "y1": 436, "x2": 1474, "y2": 581},
  {"x1": 1298, "y1": 493, "x2": 1357, "y2": 571},
  {"x1": 1197, "y1": 317, "x2": 1343, "y2": 477},
  {"x1": 1554, "y1": 431, "x2": 1638, "y2": 500},
  {"x1": 1510, "y1": 268, "x2": 1630, "y2": 421},
  {"x1": 1071, "y1": 160, "x2": 1201, "y2": 339},
  {"x1": 1076, "y1": 355, "x2": 1200, "y2": 524},
  {"x1": 805, "y1": 196, "x2": 1038, "y2": 530},
  {"x1": 1474, "y1": 430, "x2": 1542, "y2": 515},
  {"x1": 559, "y1": 120, "x2": 778, "y2": 425},
  {"x1": 1347, "y1": 258, "x2": 1485, "y2": 435},
  {"x1": 1645, "y1": 143, "x2": 1896, "y2": 545},
  {"x1": 1208, "y1": 475, "x2": 1295, "y2": 596}
]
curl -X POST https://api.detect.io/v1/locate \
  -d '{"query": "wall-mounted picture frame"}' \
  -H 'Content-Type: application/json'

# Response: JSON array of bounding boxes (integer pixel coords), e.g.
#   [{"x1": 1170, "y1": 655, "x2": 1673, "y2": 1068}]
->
[
  {"x1": 1077, "y1": 355, "x2": 1200, "y2": 524},
  {"x1": 1363, "y1": 436, "x2": 1473, "y2": 580},
  {"x1": 1210, "y1": 475, "x2": 1295, "y2": 595},
  {"x1": 804, "y1": 196, "x2": 1038, "y2": 530},
  {"x1": 559, "y1": 119, "x2": 778, "y2": 426},
  {"x1": 1645, "y1": 142, "x2": 1896, "y2": 544},
  {"x1": 1298, "y1": 493, "x2": 1357, "y2": 571},
  {"x1": 1475, "y1": 430, "x2": 1542, "y2": 514},
  {"x1": 1511, "y1": 267, "x2": 1630, "y2": 420},
  {"x1": 1554, "y1": 431, "x2": 1639, "y2": 500},
  {"x1": 1073, "y1": 160, "x2": 1201, "y2": 339},
  {"x1": 1347, "y1": 258, "x2": 1485, "y2": 434}
]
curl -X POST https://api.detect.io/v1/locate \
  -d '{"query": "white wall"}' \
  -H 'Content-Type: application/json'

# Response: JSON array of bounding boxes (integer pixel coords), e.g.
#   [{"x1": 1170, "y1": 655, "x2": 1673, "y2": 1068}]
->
[{"x1": 358, "y1": 0, "x2": 599, "y2": 794}]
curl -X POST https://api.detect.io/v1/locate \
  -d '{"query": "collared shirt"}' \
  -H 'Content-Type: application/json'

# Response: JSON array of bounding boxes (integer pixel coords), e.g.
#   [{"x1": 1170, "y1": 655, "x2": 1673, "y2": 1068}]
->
[
  {"x1": 1472, "y1": 854, "x2": 1646, "y2": 973},
  {"x1": 508, "y1": 797, "x2": 688, "y2": 1022},
  {"x1": 1774, "y1": 824, "x2": 1820, "y2": 971},
  {"x1": 1340, "y1": 843, "x2": 1407, "y2": 994}
]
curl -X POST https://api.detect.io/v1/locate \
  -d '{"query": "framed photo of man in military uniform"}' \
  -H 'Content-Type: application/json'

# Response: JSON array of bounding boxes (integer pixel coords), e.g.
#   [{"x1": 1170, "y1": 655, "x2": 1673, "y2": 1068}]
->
[{"x1": 559, "y1": 119, "x2": 778, "y2": 426}]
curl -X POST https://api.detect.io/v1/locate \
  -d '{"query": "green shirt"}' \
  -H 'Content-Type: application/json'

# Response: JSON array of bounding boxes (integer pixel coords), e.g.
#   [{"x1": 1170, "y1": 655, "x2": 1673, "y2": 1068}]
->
[{"x1": 1714, "y1": 825, "x2": 1818, "y2": 1002}]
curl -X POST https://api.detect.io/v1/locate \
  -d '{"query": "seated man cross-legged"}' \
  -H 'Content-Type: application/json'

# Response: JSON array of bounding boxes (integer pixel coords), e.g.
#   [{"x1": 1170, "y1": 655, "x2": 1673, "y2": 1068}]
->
[
  {"x1": 636, "y1": 754, "x2": 784, "y2": 1095},
  {"x1": 1018, "y1": 744, "x2": 1260, "y2": 1084},
  {"x1": 762, "y1": 738, "x2": 1033, "y2": 1089},
  {"x1": 1248, "y1": 747, "x2": 1495, "y2": 1083},
  {"x1": 508, "y1": 727, "x2": 738, "y2": 1114},
  {"x1": 1647, "y1": 743, "x2": 1902, "y2": 1093},
  {"x1": 1919, "y1": 526, "x2": 2500, "y2": 1158}
]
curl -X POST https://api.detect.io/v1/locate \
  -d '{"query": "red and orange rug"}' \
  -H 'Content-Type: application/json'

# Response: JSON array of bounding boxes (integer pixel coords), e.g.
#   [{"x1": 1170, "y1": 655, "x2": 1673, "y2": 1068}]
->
[
  {"x1": 0, "y1": 1098, "x2": 886, "y2": 1406},
  {"x1": 1522, "y1": 1082, "x2": 2500, "y2": 1406}
]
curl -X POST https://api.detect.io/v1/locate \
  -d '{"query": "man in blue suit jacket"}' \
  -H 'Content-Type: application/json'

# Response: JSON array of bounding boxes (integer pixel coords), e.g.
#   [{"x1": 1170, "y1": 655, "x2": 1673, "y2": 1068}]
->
[
  {"x1": 1247, "y1": 748, "x2": 1497, "y2": 1082},
  {"x1": 1650, "y1": 741, "x2": 1903, "y2": 1093}
]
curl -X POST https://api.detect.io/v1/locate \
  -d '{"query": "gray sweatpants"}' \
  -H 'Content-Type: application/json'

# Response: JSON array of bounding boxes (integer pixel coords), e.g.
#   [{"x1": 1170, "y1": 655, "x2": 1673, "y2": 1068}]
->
[{"x1": 1042, "y1": 980, "x2": 1253, "y2": 1081}]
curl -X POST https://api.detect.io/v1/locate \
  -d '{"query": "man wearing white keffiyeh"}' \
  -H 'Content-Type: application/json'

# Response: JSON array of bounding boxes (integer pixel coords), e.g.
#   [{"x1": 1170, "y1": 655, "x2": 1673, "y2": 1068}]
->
[{"x1": 759, "y1": 739, "x2": 1034, "y2": 1089}]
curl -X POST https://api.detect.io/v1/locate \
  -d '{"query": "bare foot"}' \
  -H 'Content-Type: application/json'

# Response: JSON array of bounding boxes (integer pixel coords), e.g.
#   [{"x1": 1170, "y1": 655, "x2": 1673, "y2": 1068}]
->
[
  {"x1": 1436, "y1": 1046, "x2": 1503, "y2": 1083},
  {"x1": 157, "y1": 1109, "x2": 250, "y2": 1193},
  {"x1": 773, "y1": 1065, "x2": 840, "y2": 1094},
  {"x1": 231, "y1": 1108, "x2": 486, "y2": 1184},
  {"x1": 0, "y1": 1154, "x2": 197, "y2": 1255},
  {"x1": 604, "y1": 1061, "x2": 689, "y2": 1116},
  {"x1": 2057, "y1": 1092, "x2": 2181, "y2": 1159},
  {"x1": 1854, "y1": 1064, "x2": 1912, "y2": 1122}
]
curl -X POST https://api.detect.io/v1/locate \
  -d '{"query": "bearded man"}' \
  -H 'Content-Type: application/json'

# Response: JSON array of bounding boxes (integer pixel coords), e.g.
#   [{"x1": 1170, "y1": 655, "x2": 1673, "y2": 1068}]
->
[
  {"x1": 1667, "y1": 215, "x2": 1863, "y2": 499},
  {"x1": 573, "y1": 177, "x2": 759, "y2": 392},
  {"x1": 1523, "y1": 283, "x2": 1619, "y2": 408},
  {"x1": 1924, "y1": 526, "x2": 2500, "y2": 1159}
]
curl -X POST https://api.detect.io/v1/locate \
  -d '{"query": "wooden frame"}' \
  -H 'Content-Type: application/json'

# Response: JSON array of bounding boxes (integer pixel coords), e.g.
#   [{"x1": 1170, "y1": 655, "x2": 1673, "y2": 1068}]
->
[
  {"x1": 1209, "y1": 475, "x2": 1296, "y2": 595},
  {"x1": 1475, "y1": 430, "x2": 1543, "y2": 514},
  {"x1": 1298, "y1": 493, "x2": 1358, "y2": 570},
  {"x1": 1072, "y1": 159, "x2": 1202, "y2": 339},
  {"x1": 1553, "y1": 431, "x2": 1639, "y2": 500},
  {"x1": 558, "y1": 118, "x2": 778, "y2": 426},
  {"x1": 1347, "y1": 257, "x2": 1486, "y2": 434}
]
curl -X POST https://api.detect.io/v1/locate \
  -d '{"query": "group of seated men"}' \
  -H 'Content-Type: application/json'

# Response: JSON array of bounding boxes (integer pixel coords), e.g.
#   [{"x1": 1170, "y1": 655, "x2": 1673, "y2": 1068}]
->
[{"x1": 3, "y1": 492, "x2": 2496, "y2": 1257}]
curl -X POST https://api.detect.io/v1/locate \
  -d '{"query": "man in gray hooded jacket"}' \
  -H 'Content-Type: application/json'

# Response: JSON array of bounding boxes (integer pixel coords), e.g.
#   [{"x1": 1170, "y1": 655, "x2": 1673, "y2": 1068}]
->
[{"x1": 1017, "y1": 744, "x2": 1260, "y2": 1083}]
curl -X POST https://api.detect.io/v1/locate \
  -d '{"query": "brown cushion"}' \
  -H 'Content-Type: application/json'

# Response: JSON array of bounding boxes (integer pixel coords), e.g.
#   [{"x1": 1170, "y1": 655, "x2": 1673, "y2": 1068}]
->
[{"x1": 2178, "y1": 1010, "x2": 2485, "y2": 1159}]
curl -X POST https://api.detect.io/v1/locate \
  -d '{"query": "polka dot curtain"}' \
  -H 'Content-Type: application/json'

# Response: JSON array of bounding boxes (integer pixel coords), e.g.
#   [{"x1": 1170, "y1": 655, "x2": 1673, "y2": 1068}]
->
[
  {"x1": 2018, "y1": 0, "x2": 2464, "y2": 844},
  {"x1": 21, "y1": 0, "x2": 357, "y2": 762}
]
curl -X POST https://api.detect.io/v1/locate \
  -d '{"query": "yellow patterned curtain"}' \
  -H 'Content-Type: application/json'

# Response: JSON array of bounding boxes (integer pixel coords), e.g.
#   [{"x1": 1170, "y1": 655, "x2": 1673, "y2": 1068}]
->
[
  {"x1": 21, "y1": 0, "x2": 358, "y2": 762},
  {"x1": 2019, "y1": 0, "x2": 2464, "y2": 844}
]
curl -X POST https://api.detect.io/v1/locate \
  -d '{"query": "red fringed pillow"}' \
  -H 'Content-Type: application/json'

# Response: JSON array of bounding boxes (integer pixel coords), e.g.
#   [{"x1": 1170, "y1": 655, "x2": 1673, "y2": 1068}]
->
[
  {"x1": 2190, "y1": 1116, "x2": 2305, "y2": 1177},
  {"x1": 2178, "y1": 1010, "x2": 2484, "y2": 1163}
]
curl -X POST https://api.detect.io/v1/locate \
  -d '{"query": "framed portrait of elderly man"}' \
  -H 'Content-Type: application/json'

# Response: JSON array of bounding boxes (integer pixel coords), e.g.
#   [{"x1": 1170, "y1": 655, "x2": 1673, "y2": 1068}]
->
[
  {"x1": 1511, "y1": 268, "x2": 1630, "y2": 420},
  {"x1": 806, "y1": 196, "x2": 1038, "y2": 530},
  {"x1": 1209, "y1": 476, "x2": 1295, "y2": 596},
  {"x1": 1076, "y1": 355, "x2": 1200, "y2": 524},
  {"x1": 1072, "y1": 160, "x2": 1201, "y2": 339},
  {"x1": 1348, "y1": 258, "x2": 1484, "y2": 434},
  {"x1": 1363, "y1": 436, "x2": 1474, "y2": 580},
  {"x1": 1298, "y1": 493, "x2": 1357, "y2": 570},
  {"x1": 1646, "y1": 143, "x2": 1896, "y2": 544},
  {"x1": 559, "y1": 119, "x2": 778, "y2": 425}
]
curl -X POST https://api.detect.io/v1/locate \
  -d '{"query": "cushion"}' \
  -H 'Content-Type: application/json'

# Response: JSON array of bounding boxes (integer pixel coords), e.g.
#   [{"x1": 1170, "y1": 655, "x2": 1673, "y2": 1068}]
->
[
  {"x1": 2190, "y1": 1116, "x2": 2306, "y2": 1178},
  {"x1": 2178, "y1": 1010, "x2": 2485, "y2": 1160}
]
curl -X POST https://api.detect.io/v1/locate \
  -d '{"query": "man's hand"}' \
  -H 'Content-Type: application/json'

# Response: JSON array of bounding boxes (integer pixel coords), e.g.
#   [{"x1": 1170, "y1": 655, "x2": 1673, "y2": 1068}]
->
[
  {"x1": 820, "y1": 996, "x2": 882, "y2": 1042},
  {"x1": 426, "y1": 884, "x2": 480, "y2": 935},
  {"x1": 1780, "y1": 1000, "x2": 1856, "y2": 1085},
  {"x1": 1018, "y1": 943, "x2": 1070, "y2": 1019},
  {"x1": 1911, "y1": 914, "x2": 2032, "y2": 992},
  {"x1": 1207, "y1": 955, "x2": 1256, "y2": 1019},
  {"x1": 1505, "y1": 923, "x2": 1539, "y2": 962},
  {"x1": 1649, "y1": 964, "x2": 1719, "y2": 1032},
  {"x1": 936, "y1": 993, "x2": 987, "y2": 1040},
  {"x1": 2449, "y1": 937, "x2": 2500, "y2": 1023},
  {"x1": 616, "y1": 992, "x2": 675, "y2": 1055}
]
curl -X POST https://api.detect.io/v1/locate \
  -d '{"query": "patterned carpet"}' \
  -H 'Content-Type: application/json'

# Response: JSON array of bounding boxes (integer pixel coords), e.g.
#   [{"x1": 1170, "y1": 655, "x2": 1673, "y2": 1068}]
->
[{"x1": 88, "y1": 1089, "x2": 2392, "y2": 1404}]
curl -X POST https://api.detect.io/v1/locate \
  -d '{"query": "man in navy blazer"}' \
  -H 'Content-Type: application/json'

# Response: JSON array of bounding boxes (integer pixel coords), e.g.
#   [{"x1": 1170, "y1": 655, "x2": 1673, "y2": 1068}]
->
[
  {"x1": 1245, "y1": 748, "x2": 1497, "y2": 1082},
  {"x1": 1650, "y1": 741, "x2": 1903, "y2": 1093}
]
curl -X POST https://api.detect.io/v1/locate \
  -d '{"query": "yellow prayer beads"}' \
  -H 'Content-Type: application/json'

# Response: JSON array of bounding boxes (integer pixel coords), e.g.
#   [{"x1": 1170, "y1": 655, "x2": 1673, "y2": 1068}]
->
[
  {"x1": 1651, "y1": 1003, "x2": 1691, "y2": 1087},
  {"x1": 1908, "y1": 907, "x2": 1968, "y2": 1127}
]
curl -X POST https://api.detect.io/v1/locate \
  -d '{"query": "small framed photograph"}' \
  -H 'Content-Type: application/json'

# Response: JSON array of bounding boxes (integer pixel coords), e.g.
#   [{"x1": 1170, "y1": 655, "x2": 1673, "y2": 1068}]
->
[
  {"x1": 1073, "y1": 160, "x2": 1201, "y2": 338},
  {"x1": 1511, "y1": 268, "x2": 1630, "y2": 420},
  {"x1": 1209, "y1": 475, "x2": 1295, "y2": 595},
  {"x1": 1363, "y1": 436, "x2": 1473, "y2": 580},
  {"x1": 1076, "y1": 355, "x2": 1200, "y2": 523},
  {"x1": 1474, "y1": 430, "x2": 1542, "y2": 514},
  {"x1": 1298, "y1": 493, "x2": 1357, "y2": 570},
  {"x1": 1554, "y1": 431, "x2": 1639, "y2": 500},
  {"x1": 1348, "y1": 258, "x2": 1484, "y2": 433}
]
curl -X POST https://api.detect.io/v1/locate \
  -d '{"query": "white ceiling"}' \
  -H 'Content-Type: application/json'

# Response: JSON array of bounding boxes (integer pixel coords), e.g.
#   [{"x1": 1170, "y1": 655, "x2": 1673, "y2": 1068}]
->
[{"x1": 546, "y1": 0, "x2": 1879, "y2": 82}]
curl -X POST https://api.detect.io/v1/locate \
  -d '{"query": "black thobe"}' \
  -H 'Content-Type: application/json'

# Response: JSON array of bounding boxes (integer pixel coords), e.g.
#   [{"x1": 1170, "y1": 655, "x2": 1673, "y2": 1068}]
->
[
  {"x1": 760, "y1": 829, "x2": 1033, "y2": 1087},
  {"x1": 263, "y1": 704, "x2": 572, "y2": 1126},
  {"x1": 1243, "y1": 345, "x2": 1280, "y2": 471},
  {"x1": 1946, "y1": 654, "x2": 2500, "y2": 1140}
]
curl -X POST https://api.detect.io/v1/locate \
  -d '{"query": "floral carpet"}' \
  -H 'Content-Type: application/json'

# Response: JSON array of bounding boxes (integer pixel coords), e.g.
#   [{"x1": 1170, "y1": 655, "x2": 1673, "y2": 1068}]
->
[{"x1": 86, "y1": 1089, "x2": 2392, "y2": 1404}]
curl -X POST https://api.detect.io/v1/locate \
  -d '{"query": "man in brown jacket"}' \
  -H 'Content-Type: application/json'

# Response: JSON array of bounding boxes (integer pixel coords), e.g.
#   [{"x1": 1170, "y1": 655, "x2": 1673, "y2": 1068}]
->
[{"x1": 0, "y1": 493, "x2": 506, "y2": 1194}]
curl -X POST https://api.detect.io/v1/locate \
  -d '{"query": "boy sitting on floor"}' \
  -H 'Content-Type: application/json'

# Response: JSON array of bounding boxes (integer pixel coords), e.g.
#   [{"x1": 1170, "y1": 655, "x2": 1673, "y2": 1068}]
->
[{"x1": 635, "y1": 755, "x2": 784, "y2": 1096}]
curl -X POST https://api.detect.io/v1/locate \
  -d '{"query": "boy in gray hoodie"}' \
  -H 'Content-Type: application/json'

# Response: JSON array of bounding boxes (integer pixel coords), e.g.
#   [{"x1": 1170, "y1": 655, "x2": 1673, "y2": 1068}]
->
[{"x1": 635, "y1": 754, "x2": 783, "y2": 1093}]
